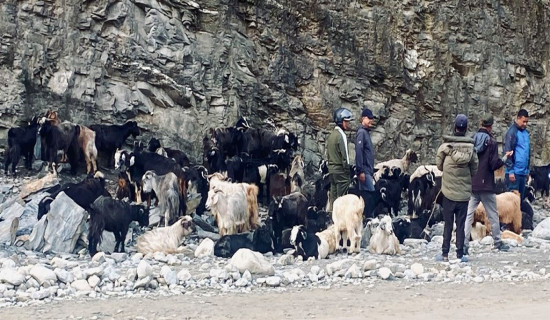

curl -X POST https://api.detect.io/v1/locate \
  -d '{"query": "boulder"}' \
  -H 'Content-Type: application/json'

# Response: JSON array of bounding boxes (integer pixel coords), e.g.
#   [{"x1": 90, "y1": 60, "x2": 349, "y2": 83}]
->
[
  {"x1": 19, "y1": 173, "x2": 59, "y2": 199},
  {"x1": 532, "y1": 217, "x2": 550, "y2": 240},
  {"x1": 228, "y1": 249, "x2": 274, "y2": 275},
  {"x1": 0, "y1": 267, "x2": 26, "y2": 286},
  {"x1": 42, "y1": 192, "x2": 88, "y2": 253},
  {"x1": 194, "y1": 238, "x2": 214, "y2": 258},
  {"x1": 30, "y1": 265, "x2": 57, "y2": 285},
  {"x1": 0, "y1": 201, "x2": 24, "y2": 243}
]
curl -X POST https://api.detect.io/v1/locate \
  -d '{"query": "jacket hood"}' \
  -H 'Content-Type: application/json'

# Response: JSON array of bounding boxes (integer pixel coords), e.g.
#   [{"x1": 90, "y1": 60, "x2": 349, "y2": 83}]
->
[
  {"x1": 442, "y1": 135, "x2": 474, "y2": 144},
  {"x1": 473, "y1": 129, "x2": 491, "y2": 153}
]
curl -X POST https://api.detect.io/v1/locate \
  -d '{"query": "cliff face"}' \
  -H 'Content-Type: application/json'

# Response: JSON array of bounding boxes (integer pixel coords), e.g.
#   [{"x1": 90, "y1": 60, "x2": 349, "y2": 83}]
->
[{"x1": 1, "y1": 0, "x2": 549, "y2": 168}]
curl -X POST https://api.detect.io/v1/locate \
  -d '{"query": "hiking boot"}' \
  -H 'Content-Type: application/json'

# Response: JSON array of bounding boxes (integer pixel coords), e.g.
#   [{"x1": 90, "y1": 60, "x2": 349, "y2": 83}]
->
[
  {"x1": 494, "y1": 241, "x2": 510, "y2": 252},
  {"x1": 463, "y1": 244, "x2": 469, "y2": 256},
  {"x1": 459, "y1": 256, "x2": 469, "y2": 263},
  {"x1": 436, "y1": 254, "x2": 449, "y2": 262}
]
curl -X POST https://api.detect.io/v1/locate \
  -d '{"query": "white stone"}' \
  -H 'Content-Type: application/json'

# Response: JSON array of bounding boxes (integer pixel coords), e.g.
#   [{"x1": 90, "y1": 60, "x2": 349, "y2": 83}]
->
[
  {"x1": 137, "y1": 260, "x2": 153, "y2": 279},
  {"x1": 228, "y1": 249, "x2": 274, "y2": 275},
  {"x1": 88, "y1": 275, "x2": 101, "y2": 288},
  {"x1": 0, "y1": 268, "x2": 26, "y2": 286},
  {"x1": 473, "y1": 276, "x2": 484, "y2": 283},
  {"x1": 177, "y1": 269, "x2": 192, "y2": 282},
  {"x1": 194, "y1": 238, "x2": 215, "y2": 258},
  {"x1": 345, "y1": 264, "x2": 363, "y2": 278},
  {"x1": 210, "y1": 268, "x2": 229, "y2": 280},
  {"x1": 363, "y1": 259, "x2": 377, "y2": 271},
  {"x1": 430, "y1": 236, "x2": 443, "y2": 244},
  {"x1": 234, "y1": 277, "x2": 249, "y2": 287},
  {"x1": 411, "y1": 263, "x2": 424, "y2": 275},
  {"x1": 71, "y1": 279, "x2": 92, "y2": 292},
  {"x1": 532, "y1": 217, "x2": 550, "y2": 240},
  {"x1": 91, "y1": 252, "x2": 106, "y2": 263},
  {"x1": 310, "y1": 265, "x2": 321, "y2": 275},
  {"x1": 50, "y1": 257, "x2": 68, "y2": 269},
  {"x1": 153, "y1": 252, "x2": 168, "y2": 263},
  {"x1": 326, "y1": 259, "x2": 352, "y2": 275},
  {"x1": 110, "y1": 252, "x2": 128, "y2": 263},
  {"x1": 85, "y1": 266, "x2": 104, "y2": 278},
  {"x1": 378, "y1": 267, "x2": 393, "y2": 280},
  {"x1": 30, "y1": 288, "x2": 51, "y2": 300},
  {"x1": 403, "y1": 239, "x2": 428, "y2": 247},
  {"x1": 283, "y1": 269, "x2": 305, "y2": 283},
  {"x1": 1, "y1": 259, "x2": 16, "y2": 268},
  {"x1": 480, "y1": 236, "x2": 494, "y2": 245},
  {"x1": 54, "y1": 268, "x2": 74, "y2": 284},
  {"x1": 277, "y1": 254, "x2": 294, "y2": 266},
  {"x1": 265, "y1": 276, "x2": 281, "y2": 287},
  {"x1": 134, "y1": 276, "x2": 151, "y2": 289},
  {"x1": 30, "y1": 265, "x2": 57, "y2": 285}
]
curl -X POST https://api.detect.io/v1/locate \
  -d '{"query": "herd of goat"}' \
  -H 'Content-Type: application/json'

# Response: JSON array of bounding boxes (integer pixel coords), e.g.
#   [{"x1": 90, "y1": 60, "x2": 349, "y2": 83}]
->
[{"x1": 3, "y1": 112, "x2": 550, "y2": 260}]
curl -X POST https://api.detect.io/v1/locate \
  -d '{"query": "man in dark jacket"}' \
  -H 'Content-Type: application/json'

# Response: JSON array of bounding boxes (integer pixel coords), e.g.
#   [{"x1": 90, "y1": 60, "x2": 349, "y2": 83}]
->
[
  {"x1": 504, "y1": 109, "x2": 530, "y2": 201},
  {"x1": 464, "y1": 113, "x2": 513, "y2": 254},
  {"x1": 436, "y1": 114, "x2": 478, "y2": 262},
  {"x1": 355, "y1": 108, "x2": 377, "y2": 218}
]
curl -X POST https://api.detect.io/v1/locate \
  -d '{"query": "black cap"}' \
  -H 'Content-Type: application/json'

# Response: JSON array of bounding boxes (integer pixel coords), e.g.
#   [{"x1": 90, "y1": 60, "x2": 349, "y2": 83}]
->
[{"x1": 361, "y1": 108, "x2": 375, "y2": 119}]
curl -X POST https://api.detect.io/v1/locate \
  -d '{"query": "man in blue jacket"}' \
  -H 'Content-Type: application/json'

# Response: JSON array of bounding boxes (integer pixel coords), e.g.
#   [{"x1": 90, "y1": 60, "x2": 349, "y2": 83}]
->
[
  {"x1": 504, "y1": 109, "x2": 530, "y2": 201},
  {"x1": 355, "y1": 108, "x2": 376, "y2": 218}
]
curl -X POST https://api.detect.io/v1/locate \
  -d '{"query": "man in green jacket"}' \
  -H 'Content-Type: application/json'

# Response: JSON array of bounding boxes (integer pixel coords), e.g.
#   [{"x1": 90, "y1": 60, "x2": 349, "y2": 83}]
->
[
  {"x1": 436, "y1": 114, "x2": 478, "y2": 262},
  {"x1": 327, "y1": 108, "x2": 354, "y2": 209}
]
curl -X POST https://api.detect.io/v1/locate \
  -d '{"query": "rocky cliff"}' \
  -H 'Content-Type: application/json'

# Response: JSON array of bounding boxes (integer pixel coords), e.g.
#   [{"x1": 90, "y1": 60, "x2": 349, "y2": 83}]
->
[{"x1": 1, "y1": 0, "x2": 549, "y2": 170}]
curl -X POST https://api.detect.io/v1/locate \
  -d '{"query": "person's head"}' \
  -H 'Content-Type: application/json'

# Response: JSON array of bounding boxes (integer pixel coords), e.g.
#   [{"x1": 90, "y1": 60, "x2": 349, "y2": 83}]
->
[
  {"x1": 454, "y1": 114, "x2": 468, "y2": 136},
  {"x1": 515, "y1": 109, "x2": 529, "y2": 130},
  {"x1": 481, "y1": 112, "x2": 494, "y2": 131},
  {"x1": 361, "y1": 108, "x2": 375, "y2": 128},
  {"x1": 333, "y1": 108, "x2": 354, "y2": 130}
]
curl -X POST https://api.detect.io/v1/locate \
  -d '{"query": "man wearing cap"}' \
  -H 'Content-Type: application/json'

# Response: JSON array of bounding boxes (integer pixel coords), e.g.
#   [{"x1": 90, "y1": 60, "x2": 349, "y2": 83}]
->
[
  {"x1": 464, "y1": 113, "x2": 513, "y2": 254},
  {"x1": 504, "y1": 109, "x2": 530, "y2": 201},
  {"x1": 327, "y1": 108, "x2": 355, "y2": 209},
  {"x1": 355, "y1": 108, "x2": 376, "y2": 218},
  {"x1": 436, "y1": 114, "x2": 478, "y2": 262}
]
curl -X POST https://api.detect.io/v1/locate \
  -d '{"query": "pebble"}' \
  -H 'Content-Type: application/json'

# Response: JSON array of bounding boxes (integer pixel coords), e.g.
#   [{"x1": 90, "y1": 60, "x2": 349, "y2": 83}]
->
[
  {"x1": 265, "y1": 276, "x2": 281, "y2": 287},
  {"x1": 136, "y1": 260, "x2": 152, "y2": 279}
]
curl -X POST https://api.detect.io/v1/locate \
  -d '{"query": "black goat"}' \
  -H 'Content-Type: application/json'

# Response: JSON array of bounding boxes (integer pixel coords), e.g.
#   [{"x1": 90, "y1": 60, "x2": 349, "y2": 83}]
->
[
  {"x1": 268, "y1": 192, "x2": 308, "y2": 252},
  {"x1": 289, "y1": 225, "x2": 322, "y2": 260},
  {"x1": 214, "y1": 224, "x2": 274, "y2": 258},
  {"x1": 88, "y1": 196, "x2": 149, "y2": 256},
  {"x1": 89, "y1": 121, "x2": 140, "y2": 167},
  {"x1": 39, "y1": 119, "x2": 80, "y2": 175},
  {"x1": 147, "y1": 137, "x2": 191, "y2": 168},
  {"x1": 4, "y1": 117, "x2": 39, "y2": 176},
  {"x1": 37, "y1": 172, "x2": 110, "y2": 220}
]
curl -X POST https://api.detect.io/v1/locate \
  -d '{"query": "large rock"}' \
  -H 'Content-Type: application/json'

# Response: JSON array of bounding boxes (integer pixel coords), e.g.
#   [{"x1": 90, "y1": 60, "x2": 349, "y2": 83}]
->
[
  {"x1": 532, "y1": 217, "x2": 550, "y2": 240},
  {"x1": 19, "y1": 174, "x2": 59, "y2": 199},
  {"x1": 27, "y1": 215, "x2": 47, "y2": 251},
  {"x1": 29, "y1": 265, "x2": 57, "y2": 285},
  {"x1": 0, "y1": 267, "x2": 26, "y2": 286},
  {"x1": 194, "y1": 238, "x2": 215, "y2": 258},
  {"x1": 0, "y1": 201, "x2": 24, "y2": 243},
  {"x1": 42, "y1": 192, "x2": 88, "y2": 253},
  {"x1": 228, "y1": 249, "x2": 274, "y2": 275}
]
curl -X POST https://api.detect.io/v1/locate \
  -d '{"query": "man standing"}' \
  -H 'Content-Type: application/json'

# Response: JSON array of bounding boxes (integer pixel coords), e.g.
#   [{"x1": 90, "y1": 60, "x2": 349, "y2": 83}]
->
[
  {"x1": 464, "y1": 113, "x2": 513, "y2": 254},
  {"x1": 355, "y1": 108, "x2": 376, "y2": 218},
  {"x1": 504, "y1": 109, "x2": 530, "y2": 201},
  {"x1": 327, "y1": 108, "x2": 354, "y2": 209},
  {"x1": 436, "y1": 114, "x2": 478, "y2": 262}
]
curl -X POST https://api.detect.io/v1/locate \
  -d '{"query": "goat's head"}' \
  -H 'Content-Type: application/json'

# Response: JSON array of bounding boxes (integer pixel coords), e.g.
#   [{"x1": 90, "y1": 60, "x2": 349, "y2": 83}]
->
[
  {"x1": 178, "y1": 215, "x2": 195, "y2": 235},
  {"x1": 147, "y1": 137, "x2": 162, "y2": 152},
  {"x1": 127, "y1": 121, "x2": 140, "y2": 137},
  {"x1": 406, "y1": 149, "x2": 418, "y2": 163},
  {"x1": 141, "y1": 170, "x2": 158, "y2": 193},
  {"x1": 133, "y1": 204, "x2": 150, "y2": 227},
  {"x1": 290, "y1": 225, "x2": 307, "y2": 246},
  {"x1": 379, "y1": 215, "x2": 394, "y2": 235}
]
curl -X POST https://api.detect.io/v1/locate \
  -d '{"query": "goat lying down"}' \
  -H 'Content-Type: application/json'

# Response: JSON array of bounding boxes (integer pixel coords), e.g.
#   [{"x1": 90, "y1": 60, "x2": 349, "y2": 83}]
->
[
  {"x1": 136, "y1": 216, "x2": 195, "y2": 255},
  {"x1": 368, "y1": 215, "x2": 401, "y2": 255},
  {"x1": 289, "y1": 225, "x2": 329, "y2": 260}
]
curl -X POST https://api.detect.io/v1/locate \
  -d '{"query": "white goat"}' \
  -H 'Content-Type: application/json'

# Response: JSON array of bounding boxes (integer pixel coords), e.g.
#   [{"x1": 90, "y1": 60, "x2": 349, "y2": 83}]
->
[
  {"x1": 205, "y1": 188, "x2": 250, "y2": 236},
  {"x1": 374, "y1": 149, "x2": 418, "y2": 180},
  {"x1": 208, "y1": 173, "x2": 259, "y2": 229},
  {"x1": 332, "y1": 194, "x2": 364, "y2": 253},
  {"x1": 368, "y1": 215, "x2": 401, "y2": 255},
  {"x1": 316, "y1": 225, "x2": 337, "y2": 257},
  {"x1": 136, "y1": 216, "x2": 194, "y2": 255}
]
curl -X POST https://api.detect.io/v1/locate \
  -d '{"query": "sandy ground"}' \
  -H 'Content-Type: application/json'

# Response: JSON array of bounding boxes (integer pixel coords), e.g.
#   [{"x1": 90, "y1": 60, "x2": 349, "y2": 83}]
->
[{"x1": 3, "y1": 280, "x2": 550, "y2": 320}]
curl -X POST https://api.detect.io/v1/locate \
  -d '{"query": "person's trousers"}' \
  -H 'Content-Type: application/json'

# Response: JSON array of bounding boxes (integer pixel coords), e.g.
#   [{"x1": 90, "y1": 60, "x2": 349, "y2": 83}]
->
[
  {"x1": 505, "y1": 173, "x2": 527, "y2": 201},
  {"x1": 329, "y1": 171, "x2": 350, "y2": 210},
  {"x1": 464, "y1": 192, "x2": 501, "y2": 246},
  {"x1": 442, "y1": 196, "x2": 468, "y2": 258}
]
